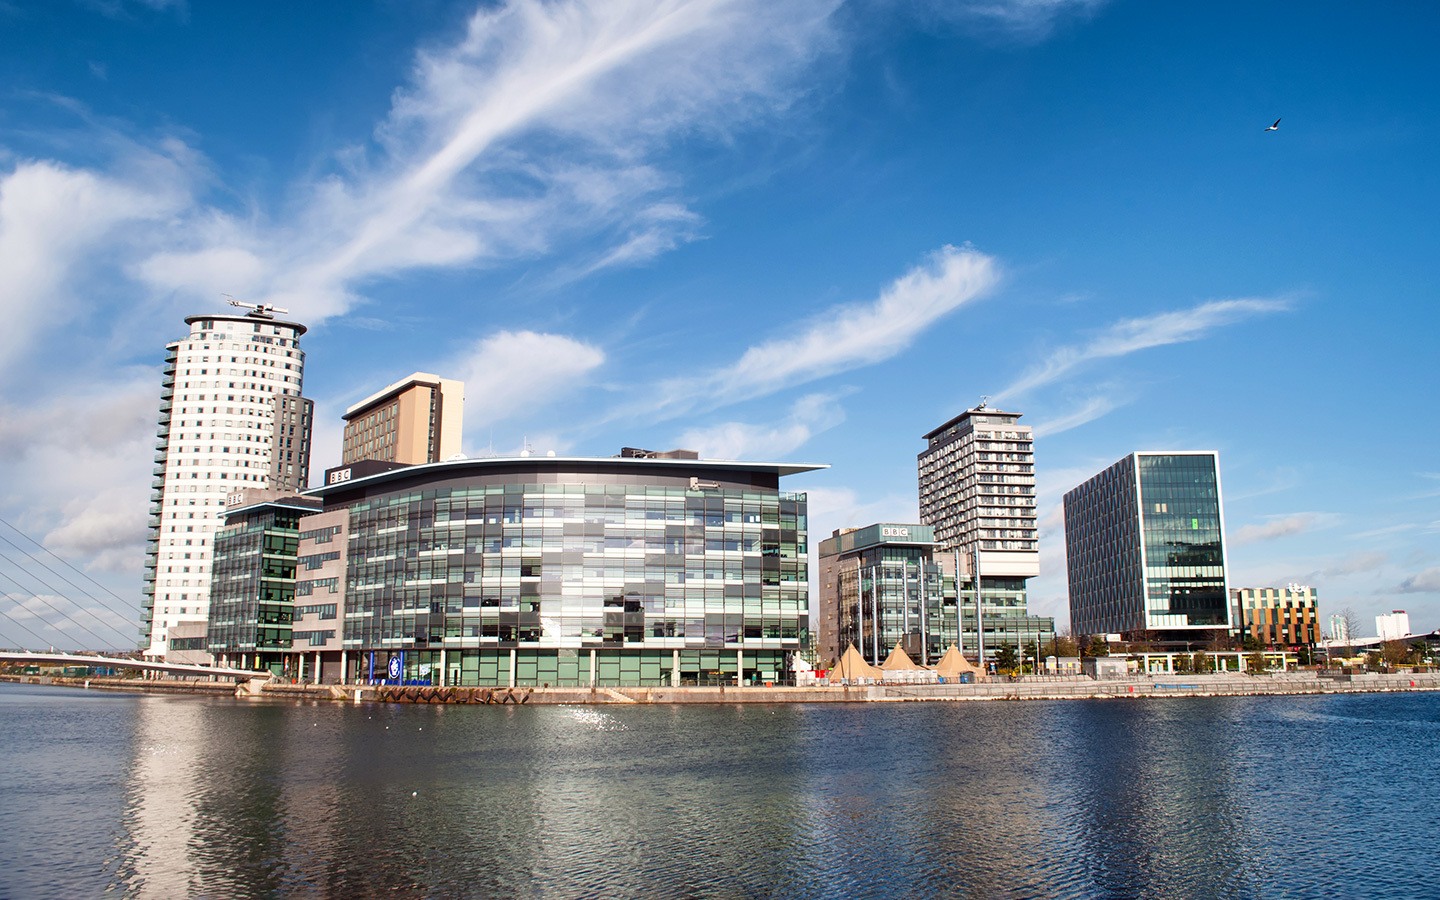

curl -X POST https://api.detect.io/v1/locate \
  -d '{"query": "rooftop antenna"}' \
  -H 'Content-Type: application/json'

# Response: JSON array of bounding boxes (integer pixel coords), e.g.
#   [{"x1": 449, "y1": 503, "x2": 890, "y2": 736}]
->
[
  {"x1": 222, "y1": 293, "x2": 288, "y2": 319},
  {"x1": 978, "y1": 395, "x2": 991, "y2": 409}
]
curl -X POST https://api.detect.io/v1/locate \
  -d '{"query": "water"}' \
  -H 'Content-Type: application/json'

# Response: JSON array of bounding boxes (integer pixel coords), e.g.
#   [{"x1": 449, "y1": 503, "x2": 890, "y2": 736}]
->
[{"x1": 2, "y1": 682, "x2": 1438, "y2": 898}]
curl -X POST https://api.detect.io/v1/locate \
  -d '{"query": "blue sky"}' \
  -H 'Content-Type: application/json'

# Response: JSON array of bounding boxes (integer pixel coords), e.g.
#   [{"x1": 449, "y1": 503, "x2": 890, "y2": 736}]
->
[{"x1": 1, "y1": 0, "x2": 1437, "y2": 649}]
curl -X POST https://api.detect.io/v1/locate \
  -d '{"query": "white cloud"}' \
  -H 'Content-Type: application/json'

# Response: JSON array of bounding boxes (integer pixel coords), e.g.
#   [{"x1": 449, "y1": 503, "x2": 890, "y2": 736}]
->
[
  {"x1": 137, "y1": 0, "x2": 842, "y2": 318},
  {"x1": 1398, "y1": 567, "x2": 1440, "y2": 594},
  {"x1": 996, "y1": 297, "x2": 1290, "y2": 401},
  {"x1": 676, "y1": 393, "x2": 845, "y2": 460},
  {"x1": 903, "y1": 0, "x2": 1108, "y2": 41},
  {"x1": 1321, "y1": 551, "x2": 1389, "y2": 578},
  {"x1": 0, "y1": 158, "x2": 189, "y2": 369},
  {"x1": 1030, "y1": 393, "x2": 1125, "y2": 438},
  {"x1": 452, "y1": 330, "x2": 606, "y2": 434},
  {"x1": 1232, "y1": 512, "x2": 1338, "y2": 546},
  {"x1": 627, "y1": 244, "x2": 999, "y2": 422},
  {"x1": 0, "y1": 375, "x2": 158, "y2": 580}
]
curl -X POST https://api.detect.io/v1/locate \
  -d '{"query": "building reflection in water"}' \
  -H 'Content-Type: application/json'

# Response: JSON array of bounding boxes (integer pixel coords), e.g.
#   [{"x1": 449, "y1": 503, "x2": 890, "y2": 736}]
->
[
  {"x1": 1051, "y1": 698, "x2": 1266, "y2": 896},
  {"x1": 106, "y1": 694, "x2": 1283, "y2": 896},
  {"x1": 116, "y1": 695, "x2": 211, "y2": 896}
]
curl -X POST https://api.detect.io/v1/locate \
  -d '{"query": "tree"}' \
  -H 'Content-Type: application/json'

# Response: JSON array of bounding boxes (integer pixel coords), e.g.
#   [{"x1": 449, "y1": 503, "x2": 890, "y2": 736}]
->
[
  {"x1": 994, "y1": 645, "x2": 1018, "y2": 673},
  {"x1": 1049, "y1": 632, "x2": 1080, "y2": 659},
  {"x1": 1083, "y1": 635, "x2": 1109, "y2": 657},
  {"x1": 1382, "y1": 640, "x2": 1412, "y2": 669}
]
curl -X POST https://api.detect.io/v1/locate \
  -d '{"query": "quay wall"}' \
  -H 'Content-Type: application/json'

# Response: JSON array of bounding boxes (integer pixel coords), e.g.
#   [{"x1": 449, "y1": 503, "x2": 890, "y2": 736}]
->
[{"x1": 9, "y1": 671, "x2": 1440, "y2": 704}]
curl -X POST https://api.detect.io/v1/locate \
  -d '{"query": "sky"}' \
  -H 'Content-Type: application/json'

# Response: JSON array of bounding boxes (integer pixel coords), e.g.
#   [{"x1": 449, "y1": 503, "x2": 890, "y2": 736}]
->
[{"x1": 1, "y1": 0, "x2": 1437, "y2": 651}]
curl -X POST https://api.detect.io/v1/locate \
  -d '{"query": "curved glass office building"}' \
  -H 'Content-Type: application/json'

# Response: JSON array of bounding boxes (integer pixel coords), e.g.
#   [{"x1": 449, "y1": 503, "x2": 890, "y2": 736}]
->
[{"x1": 299, "y1": 454, "x2": 821, "y2": 686}]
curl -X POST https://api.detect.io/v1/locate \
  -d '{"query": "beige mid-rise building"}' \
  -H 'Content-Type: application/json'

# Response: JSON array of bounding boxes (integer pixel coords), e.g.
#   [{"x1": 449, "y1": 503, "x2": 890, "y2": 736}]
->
[{"x1": 341, "y1": 373, "x2": 464, "y2": 466}]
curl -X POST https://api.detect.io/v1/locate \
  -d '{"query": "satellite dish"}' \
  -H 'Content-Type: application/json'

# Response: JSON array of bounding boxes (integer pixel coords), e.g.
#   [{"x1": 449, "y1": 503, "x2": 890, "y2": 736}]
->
[
  {"x1": 546, "y1": 450, "x2": 556, "y2": 457},
  {"x1": 520, "y1": 449, "x2": 531, "y2": 458}
]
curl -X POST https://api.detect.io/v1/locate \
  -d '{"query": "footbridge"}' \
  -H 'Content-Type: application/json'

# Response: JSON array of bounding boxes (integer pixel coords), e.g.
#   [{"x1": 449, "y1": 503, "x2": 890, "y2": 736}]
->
[{"x1": 0, "y1": 650, "x2": 268, "y2": 682}]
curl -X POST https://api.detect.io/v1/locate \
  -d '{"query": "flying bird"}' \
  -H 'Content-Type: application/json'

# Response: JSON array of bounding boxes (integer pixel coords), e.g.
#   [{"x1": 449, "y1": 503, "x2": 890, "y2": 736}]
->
[{"x1": 1265, "y1": 118, "x2": 1281, "y2": 132}]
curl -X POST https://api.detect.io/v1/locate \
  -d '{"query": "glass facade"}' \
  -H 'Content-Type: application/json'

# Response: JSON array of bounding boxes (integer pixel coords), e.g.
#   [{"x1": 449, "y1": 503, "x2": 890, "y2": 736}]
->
[
  {"x1": 320, "y1": 459, "x2": 813, "y2": 687},
  {"x1": 207, "y1": 503, "x2": 311, "y2": 672},
  {"x1": 1065, "y1": 451, "x2": 1230, "y2": 638},
  {"x1": 1137, "y1": 454, "x2": 1228, "y2": 628},
  {"x1": 820, "y1": 524, "x2": 1054, "y2": 667}
]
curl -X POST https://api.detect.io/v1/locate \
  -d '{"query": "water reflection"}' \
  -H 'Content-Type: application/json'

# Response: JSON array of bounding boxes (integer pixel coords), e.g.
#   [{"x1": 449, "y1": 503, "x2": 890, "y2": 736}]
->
[{"x1": 3, "y1": 683, "x2": 1439, "y2": 898}]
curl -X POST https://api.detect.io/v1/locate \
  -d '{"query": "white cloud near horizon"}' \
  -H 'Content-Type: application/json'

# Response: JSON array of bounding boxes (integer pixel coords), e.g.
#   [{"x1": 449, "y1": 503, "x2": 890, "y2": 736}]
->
[
  {"x1": 1398, "y1": 566, "x2": 1440, "y2": 594},
  {"x1": 1232, "y1": 512, "x2": 1338, "y2": 546},
  {"x1": 676, "y1": 393, "x2": 846, "y2": 460},
  {"x1": 995, "y1": 297, "x2": 1290, "y2": 402},
  {"x1": 452, "y1": 330, "x2": 607, "y2": 440}
]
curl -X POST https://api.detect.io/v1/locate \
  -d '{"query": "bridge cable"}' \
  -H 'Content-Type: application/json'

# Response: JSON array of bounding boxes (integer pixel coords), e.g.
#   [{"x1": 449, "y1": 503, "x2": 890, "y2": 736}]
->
[
  {"x1": 0, "y1": 518, "x2": 141, "y2": 628},
  {"x1": 0, "y1": 559, "x2": 132, "y2": 650},
  {"x1": 0, "y1": 538, "x2": 138, "y2": 643},
  {"x1": 0, "y1": 599, "x2": 57, "y2": 651}
]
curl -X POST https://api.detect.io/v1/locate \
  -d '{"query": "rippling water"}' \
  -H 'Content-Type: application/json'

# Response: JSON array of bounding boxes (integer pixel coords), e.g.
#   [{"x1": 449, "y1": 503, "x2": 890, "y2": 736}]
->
[{"x1": 2, "y1": 682, "x2": 1437, "y2": 898}]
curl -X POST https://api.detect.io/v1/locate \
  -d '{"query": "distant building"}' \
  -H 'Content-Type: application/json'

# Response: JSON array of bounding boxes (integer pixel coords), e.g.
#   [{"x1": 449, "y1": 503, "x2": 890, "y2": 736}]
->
[
  {"x1": 817, "y1": 523, "x2": 1053, "y2": 669},
  {"x1": 1064, "y1": 451, "x2": 1230, "y2": 641},
  {"x1": 1376, "y1": 610, "x2": 1412, "y2": 641},
  {"x1": 141, "y1": 308, "x2": 314, "y2": 658},
  {"x1": 1329, "y1": 614, "x2": 1350, "y2": 643},
  {"x1": 341, "y1": 372, "x2": 464, "y2": 466},
  {"x1": 1232, "y1": 584, "x2": 1320, "y2": 647}
]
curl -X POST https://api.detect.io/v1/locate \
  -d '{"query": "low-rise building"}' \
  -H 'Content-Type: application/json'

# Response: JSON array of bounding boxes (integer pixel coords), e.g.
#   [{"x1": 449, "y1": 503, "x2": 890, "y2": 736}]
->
[
  {"x1": 1232, "y1": 584, "x2": 1320, "y2": 648},
  {"x1": 817, "y1": 522, "x2": 1054, "y2": 670},
  {"x1": 1377, "y1": 610, "x2": 1412, "y2": 641}
]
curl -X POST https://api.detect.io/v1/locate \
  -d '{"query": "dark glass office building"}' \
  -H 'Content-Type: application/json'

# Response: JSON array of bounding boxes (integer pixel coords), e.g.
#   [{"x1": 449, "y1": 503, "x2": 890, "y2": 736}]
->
[
  {"x1": 1063, "y1": 452, "x2": 1230, "y2": 640},
  {"x1": 207, "y1": 497, "x2": 321, "y2": 673}
]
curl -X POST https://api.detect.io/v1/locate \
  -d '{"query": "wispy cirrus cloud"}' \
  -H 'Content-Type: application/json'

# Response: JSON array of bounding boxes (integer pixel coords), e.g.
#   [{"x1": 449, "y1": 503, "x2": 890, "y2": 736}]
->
[
  {"x1": 1030, "y1": 393, "x2": 1127, "y2": 438},
  {"x1": 135, "y1": 0, "x2": 842, "y2": 319},
  {"x1": 996, "y1": 297, "x2": 1291, "y2": 401},
  {"x1": 625, "y1": 244, "x2": 999, "y2": 422},
  {"x1": 901, "y1": 0, "x2": 1109, "y2": 42}
]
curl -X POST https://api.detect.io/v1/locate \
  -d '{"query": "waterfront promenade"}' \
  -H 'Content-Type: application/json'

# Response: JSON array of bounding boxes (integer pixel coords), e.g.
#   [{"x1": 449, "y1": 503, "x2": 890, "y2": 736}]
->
[{"x1": 7, "y1": 670, "x2": 1439, "y2": 704}]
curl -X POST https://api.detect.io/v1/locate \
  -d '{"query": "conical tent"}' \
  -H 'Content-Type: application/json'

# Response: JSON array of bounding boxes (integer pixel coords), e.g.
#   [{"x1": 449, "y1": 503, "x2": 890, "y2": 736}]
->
[
  {"x1": 830, "y1": 643, "x2": 882, "y2": 681},
  {"x1": 934, "y1": 645, "x2": 987, "y2": 680},
  {"x1": 880, "y1": 642, "x2": 926, "y2": 671}
]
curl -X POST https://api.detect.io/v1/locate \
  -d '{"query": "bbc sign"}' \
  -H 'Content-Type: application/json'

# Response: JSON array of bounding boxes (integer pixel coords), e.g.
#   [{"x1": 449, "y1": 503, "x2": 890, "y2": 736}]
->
[{"x1": 881, "y1": 526, "x2": 910, "y2": 538}]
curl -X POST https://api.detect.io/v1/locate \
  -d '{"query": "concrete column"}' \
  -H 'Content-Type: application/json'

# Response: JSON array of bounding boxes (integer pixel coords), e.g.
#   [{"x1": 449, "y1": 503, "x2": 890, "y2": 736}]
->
[
  {"x1": 340, "y1": 649, "x2": 348, "y2": 684},
  {"x1": 589, "y1": 649, "x2": 597, "y2": 687},
  {"x1": 314, "y1": 651, "x2": 321, "y2": 684},
  {"x1": 509, "y1": 648, "x2": 517, "y2": 687},
  {"x1": 672, "y1": 649, "x2": 680, "y2": 686},
  {"x1": 737, "y1": 648, "x2": 744, "y2": 686},
  {"x1": 439, "y1": 648, "x2": 447, "y2": 686},
  {"x1": 296, "y1": 653, "x2": 305, "y2": 682}
]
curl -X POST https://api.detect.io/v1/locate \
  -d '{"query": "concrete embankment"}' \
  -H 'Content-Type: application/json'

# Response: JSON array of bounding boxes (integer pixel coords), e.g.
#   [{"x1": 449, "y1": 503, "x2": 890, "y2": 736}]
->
[{"x1": 9, "y1": 671, "x2": 1440, "y2": 704}]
